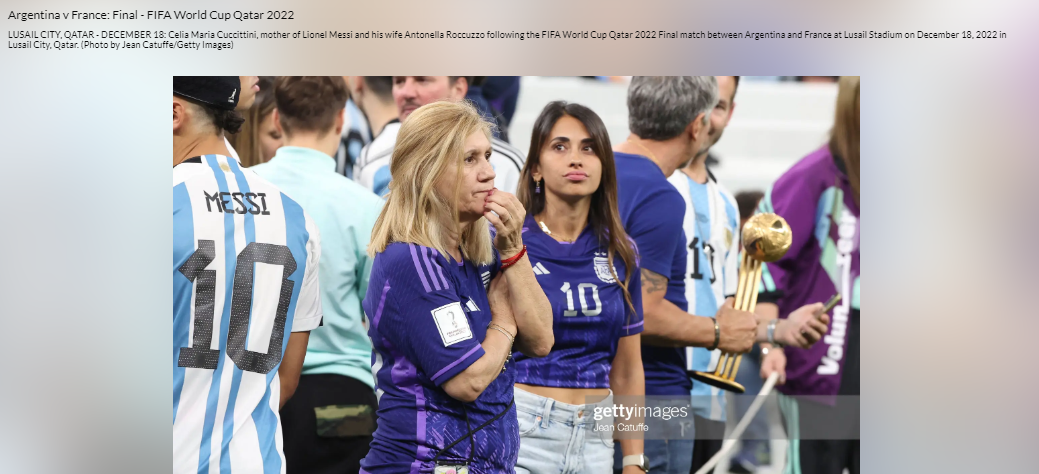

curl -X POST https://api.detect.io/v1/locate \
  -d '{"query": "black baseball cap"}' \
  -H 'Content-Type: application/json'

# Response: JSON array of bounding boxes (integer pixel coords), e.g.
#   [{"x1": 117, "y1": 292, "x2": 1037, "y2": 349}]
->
[{"x1": 173, "y1": 76, "x2": 240, "y2": 110}]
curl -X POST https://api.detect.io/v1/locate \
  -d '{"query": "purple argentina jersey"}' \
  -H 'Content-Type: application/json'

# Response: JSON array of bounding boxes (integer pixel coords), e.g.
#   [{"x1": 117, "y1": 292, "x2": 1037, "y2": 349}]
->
[
  {"x1": 514, "y1": 215, "x2": 644, "y2": 388},
  {"x1": 360, "y1": 242, "x2": 519, "y2": 474},
  {"x1": 758, "y1": 146, "x2": 860, "y2": 398},
  {"x1": 614, "y1": 152, "x2": 692, "y2": 396}
]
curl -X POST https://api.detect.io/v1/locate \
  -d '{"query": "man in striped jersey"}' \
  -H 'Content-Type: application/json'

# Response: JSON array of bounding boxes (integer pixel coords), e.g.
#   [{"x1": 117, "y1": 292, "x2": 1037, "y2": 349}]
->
[
  {"x1": 353, "y1": 76, "x2": 526, "y2": 196},
  {"x1": 337, "y1": 77, "x2": 396, "y2": 179},
  {"x1": 173, "y1": 76, "x2": 323, "y2": 474}
]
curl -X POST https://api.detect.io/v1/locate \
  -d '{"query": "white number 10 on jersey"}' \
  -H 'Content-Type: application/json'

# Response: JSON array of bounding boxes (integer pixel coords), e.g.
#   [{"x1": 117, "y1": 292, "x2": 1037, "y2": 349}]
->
[{"x1": 560, "y1": 282, "x2": 602, "y2": 317}]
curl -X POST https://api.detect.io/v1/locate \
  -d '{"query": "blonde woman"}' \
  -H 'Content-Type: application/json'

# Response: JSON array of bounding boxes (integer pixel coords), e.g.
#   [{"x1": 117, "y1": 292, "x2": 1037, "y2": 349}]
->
[{"x1": 359, "y1": 101, "x2": 553, "y2": 474}]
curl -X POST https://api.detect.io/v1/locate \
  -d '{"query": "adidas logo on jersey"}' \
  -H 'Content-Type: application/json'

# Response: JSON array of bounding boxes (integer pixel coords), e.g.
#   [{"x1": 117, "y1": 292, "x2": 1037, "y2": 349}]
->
[
  {"x1": 481, "y1": 270, "x2": 491, "y2": 290},
  {"x1": 532, "y1": 262, "x2": 550, "y2": 275}
]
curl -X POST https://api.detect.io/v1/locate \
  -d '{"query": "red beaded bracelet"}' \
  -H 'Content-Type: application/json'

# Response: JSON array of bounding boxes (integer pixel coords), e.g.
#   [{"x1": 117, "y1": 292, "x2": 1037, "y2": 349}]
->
[{"x1": 499, "y1": 245, "x2": 527, "y2": 271}]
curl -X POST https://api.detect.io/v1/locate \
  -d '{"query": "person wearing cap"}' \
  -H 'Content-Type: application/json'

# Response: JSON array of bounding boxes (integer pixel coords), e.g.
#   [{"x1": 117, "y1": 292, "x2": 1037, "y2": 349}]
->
[
  {"x1": 251, "y1": 76, "x2": 384, "y2": 474},
  {"x1": 353, "y1": 76, "x2": 526, "y2": 197},
  {"x1": 173, "y1": 76, "x2": 323, "y2": 474}
]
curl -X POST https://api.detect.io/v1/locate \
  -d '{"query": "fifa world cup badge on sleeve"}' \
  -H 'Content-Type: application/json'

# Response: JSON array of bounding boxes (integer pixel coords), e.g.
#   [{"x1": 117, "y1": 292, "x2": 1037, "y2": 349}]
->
[{"x1": 432, "y1": 302, "x2": 473, "y2": 346}]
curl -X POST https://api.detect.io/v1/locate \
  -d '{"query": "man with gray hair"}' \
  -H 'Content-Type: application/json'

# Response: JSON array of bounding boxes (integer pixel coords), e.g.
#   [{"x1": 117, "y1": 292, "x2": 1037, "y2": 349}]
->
[{"x1": 611, "y1": 77, "x2": 827, "y2": 474}]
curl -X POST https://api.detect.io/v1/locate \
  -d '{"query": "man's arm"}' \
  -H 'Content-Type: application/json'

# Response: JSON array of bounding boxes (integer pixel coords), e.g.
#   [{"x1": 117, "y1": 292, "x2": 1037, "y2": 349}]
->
[
  {"x1": 640, "y1": 268, "x2": 714, "y2": 347},
  {"x1": 640, "y1": 268, "x2": 756, "y2": 353},
  {"x1": 278, "y1": 332, "x2": 310, "y2": 409}
]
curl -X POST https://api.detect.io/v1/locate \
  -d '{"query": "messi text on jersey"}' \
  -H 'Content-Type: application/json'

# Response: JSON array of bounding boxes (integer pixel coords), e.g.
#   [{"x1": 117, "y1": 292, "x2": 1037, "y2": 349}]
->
[{"x1": 203, "y1": 190, "x2": 271, "y2": 215}]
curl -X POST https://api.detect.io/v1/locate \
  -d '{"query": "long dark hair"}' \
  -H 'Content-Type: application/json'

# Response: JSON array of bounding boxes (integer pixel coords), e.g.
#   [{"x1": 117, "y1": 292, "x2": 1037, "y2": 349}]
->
[{"x1": 517, "y1": 101, "x2": 639, "y2": 315}]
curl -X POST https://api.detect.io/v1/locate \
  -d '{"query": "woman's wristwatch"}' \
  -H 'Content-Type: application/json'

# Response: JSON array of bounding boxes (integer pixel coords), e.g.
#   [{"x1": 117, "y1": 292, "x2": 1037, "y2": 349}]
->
[{"x1": 622, "y1": 454, "x2": 650, "y2": 472}]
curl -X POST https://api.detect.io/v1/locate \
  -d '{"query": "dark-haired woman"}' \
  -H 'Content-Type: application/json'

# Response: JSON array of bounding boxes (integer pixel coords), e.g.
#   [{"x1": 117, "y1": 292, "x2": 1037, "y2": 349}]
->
[{"x1": 513, "y1": 102, "x2": 647, "y2": 474}]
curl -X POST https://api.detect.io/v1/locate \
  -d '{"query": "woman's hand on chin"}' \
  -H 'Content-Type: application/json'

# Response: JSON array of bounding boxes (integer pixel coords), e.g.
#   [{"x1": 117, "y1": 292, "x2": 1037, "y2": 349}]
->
[{"x1": 483, "y1": 188, "x2": 526, "y2": 257}]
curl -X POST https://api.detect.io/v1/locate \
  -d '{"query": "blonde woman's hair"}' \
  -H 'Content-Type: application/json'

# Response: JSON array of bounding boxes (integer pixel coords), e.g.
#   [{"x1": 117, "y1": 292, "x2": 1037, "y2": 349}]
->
[
  {"x1": 830, "y1": 76, "x2": 860, "y2": 205},
  {"x1": 368, "y1": 100, "x2": 495, "y2": 264}
]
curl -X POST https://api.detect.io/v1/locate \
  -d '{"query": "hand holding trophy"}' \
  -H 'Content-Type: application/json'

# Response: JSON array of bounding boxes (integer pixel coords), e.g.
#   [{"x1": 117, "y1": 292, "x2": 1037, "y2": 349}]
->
[{"x1": 690, "y1": 213, "x2": 792, "y2": 394}]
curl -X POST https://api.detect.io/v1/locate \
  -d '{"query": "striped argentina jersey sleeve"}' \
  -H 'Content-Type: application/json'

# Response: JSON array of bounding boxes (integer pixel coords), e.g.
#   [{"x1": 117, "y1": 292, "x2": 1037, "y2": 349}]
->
[
  {"x1": 353, "y1": 122, "x2": 399, "y2": 197},
  {"x1": 173, "y1": 154, "x2": 322, "y2": 474},
  {"x1": 354, "y1": 124, "x2": 525, "y2": 196},
  {"x1": 488, "y1": 136, "x2": 525, "y2": 193}
]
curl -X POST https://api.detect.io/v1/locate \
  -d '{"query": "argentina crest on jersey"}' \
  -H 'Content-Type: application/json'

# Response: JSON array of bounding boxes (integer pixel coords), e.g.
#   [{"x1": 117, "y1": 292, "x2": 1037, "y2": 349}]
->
[{"x1": 593, "y1": 251, "x2": 617, "y2": 283}]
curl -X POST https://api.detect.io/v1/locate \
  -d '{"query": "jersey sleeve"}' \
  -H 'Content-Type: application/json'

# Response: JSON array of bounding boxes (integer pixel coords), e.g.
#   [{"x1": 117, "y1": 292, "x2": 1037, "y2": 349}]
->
[
  {"x1": 377, "y1": 245, "x2": 486, "y2": 386},
  {"x1": 625, "y1": 190, "x2": 686, "y2": 278},
  {"x1": 292, "y1": 213, "x2": 324, "y2": 332},
  {"x1": 756, "y1": 174, "x2": 819, "y2": 306},
  {"x1": 621, "y1": 256, "x2": 645, "y2": 336}
]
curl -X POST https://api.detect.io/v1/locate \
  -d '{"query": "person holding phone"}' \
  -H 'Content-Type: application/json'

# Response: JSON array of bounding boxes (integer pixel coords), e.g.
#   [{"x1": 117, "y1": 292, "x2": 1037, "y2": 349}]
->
[{"x1": 757, "y1": 76, "x2": 861, "y2": 474}]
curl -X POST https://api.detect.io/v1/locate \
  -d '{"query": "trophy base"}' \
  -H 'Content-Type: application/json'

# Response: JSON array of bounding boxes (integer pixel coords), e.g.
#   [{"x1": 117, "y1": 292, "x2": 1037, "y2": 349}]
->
[{"x1": 689, "y1": 371, "x2": 746, "y2": 394}]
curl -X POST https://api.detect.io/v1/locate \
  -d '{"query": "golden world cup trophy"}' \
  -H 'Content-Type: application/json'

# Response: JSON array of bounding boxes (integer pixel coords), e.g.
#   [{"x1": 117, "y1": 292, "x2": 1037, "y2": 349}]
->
[{"x1": 690, "y1": 213, "x2": 792, "y2": 394}]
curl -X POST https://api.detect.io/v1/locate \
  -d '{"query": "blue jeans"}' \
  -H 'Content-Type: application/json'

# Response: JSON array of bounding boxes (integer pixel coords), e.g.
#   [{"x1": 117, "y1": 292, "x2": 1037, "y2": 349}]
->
[
  {"x1": 613, "y1": 396, "x2": 693, "y2": 474},
  {"x1": 514, "y1": 387, "x2": 615, "y2": 474}
]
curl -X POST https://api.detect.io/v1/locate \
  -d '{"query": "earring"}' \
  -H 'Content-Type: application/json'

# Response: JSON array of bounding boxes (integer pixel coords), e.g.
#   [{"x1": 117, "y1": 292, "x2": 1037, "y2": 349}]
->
[{"x1": 535, "y1": 179, "x2": 541, "y2": 194}]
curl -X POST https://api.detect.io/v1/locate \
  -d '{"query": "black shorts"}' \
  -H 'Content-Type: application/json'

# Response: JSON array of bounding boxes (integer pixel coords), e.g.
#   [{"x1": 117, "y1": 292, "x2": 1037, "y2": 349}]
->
[
  {"x1": 778, "y1": 310, "x2": 860, "y2": 474},
  {"x1": 280, "y1": 373, "x2": 378, "y2": 474}
]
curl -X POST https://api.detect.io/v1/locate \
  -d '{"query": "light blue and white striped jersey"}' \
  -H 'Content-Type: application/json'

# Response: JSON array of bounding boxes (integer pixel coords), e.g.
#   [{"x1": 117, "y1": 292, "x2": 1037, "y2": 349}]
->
[
  {"x1": 173, "y1": 154, "x2": 323, "y2": 474},
  {"x1": 353, "y1": 121, "x2": 526, "y2": 196},
  {"x1": 668, "y1": 170, "x2": 740, "y2": 421}
]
